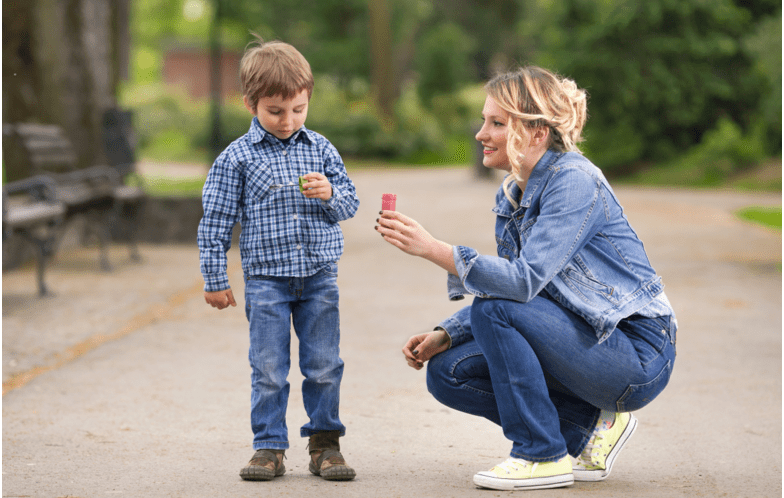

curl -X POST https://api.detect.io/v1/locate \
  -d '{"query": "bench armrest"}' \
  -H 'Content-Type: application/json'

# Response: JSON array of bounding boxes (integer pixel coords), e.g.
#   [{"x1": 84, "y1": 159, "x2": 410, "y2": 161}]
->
[{"x1": 2, "y1": 175, "x2": 60, "y2": 201}]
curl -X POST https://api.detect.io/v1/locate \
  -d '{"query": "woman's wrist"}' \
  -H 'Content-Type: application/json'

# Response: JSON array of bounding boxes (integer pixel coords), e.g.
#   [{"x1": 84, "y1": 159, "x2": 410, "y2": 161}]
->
[
  {"x1": 433, "y1": 326, "x2": 452, "y2": 349},
  {"x1": 425, "y1": 240, "x2": 457, "y2": 275}
]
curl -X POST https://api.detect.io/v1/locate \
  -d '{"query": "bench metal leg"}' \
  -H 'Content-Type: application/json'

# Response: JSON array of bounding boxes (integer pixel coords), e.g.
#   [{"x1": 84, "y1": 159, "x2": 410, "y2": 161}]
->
[
  {"x1": 128, "y1": 239, "x2": 141, "y2": 262},
  {"x1": 34, "y1": 239, "x2": 51, "y2": 297},
  {"x1": 112, "y1": 200, "x2": 143, "y2": 263},
  {"x1": 24, "y1": 233, "x2": 57, "y2": 297},
  {"x1": 97, "y1": 221, "x2": 112, "y2": 272},
  {"x1": 81, "y1": 210, "x2": 113, "y2": 271}
]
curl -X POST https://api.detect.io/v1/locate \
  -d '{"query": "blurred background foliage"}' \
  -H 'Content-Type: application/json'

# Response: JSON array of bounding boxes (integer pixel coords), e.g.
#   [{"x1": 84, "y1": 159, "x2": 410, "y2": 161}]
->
[{"x1": 122, "y1": 0, "x2": 781, "y2": 186}]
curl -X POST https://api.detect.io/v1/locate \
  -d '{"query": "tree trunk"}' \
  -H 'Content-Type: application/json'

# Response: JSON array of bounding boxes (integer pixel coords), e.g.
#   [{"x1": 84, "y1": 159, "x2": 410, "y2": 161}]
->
[
  {"x1": 2, "y1": 0, "x2": 126, "y2": 180},
  {"x1": 368, "y1": 0, "x2": 395, "y2": 122}
]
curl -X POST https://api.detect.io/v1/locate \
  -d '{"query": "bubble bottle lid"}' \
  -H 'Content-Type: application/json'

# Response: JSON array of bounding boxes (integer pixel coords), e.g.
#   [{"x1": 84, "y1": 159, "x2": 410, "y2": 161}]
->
[{"x1": 381, "y1": 193, "x2": 396, "y2": 211}]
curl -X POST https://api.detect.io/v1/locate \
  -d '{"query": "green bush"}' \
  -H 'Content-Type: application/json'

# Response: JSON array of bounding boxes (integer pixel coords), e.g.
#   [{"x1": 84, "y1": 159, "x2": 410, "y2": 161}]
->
[
  {"x1": 629, "y1": 117, "x2": 769, "y2": 186},
  {"x1": 546, "y1": 0, "x2": 770, "y2": 175},
  {"x1": 121, "y1": 75, "x2": 464, "y2": 164},
  {"x1": 414, "y1": 22, "x2": 477, "y2": 104},
  {"x1": 120, "y1": 83, "x2": 210, "y2": 163}
]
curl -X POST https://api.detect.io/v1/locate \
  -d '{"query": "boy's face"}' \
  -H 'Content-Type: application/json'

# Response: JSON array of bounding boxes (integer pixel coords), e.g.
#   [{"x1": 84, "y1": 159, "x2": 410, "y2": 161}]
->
[{"x1": 244, "y1": 89, "x2": 309, "y2": 140}]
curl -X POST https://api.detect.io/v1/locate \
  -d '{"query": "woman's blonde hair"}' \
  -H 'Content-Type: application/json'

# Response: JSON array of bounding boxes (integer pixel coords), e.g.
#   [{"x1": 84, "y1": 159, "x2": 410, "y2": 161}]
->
[
  {"x1": 485, "y1": 66, "x2": 588, "y2": 205},
  {"x1": 240, "y1": 34, "x2": 314, "y2": 110}
]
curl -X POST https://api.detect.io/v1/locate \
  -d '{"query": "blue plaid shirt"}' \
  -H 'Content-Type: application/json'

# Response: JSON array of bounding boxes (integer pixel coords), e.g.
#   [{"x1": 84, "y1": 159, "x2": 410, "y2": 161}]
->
[{"x1": 198, "y1": 118, "x2": 359, "y2": 292}]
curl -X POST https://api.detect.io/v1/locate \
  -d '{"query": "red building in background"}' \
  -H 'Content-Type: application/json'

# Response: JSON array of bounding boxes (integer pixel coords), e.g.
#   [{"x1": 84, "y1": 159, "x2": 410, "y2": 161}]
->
[{"x1": 162, "y1": 46, "x2": 242, "y2": 101}]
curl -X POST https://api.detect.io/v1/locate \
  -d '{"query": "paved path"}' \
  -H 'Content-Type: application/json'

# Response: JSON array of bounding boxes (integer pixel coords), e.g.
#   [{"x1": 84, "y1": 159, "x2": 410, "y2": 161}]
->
[{"x1": 3, "y1": 167, "x2": 781, "y2": 497}]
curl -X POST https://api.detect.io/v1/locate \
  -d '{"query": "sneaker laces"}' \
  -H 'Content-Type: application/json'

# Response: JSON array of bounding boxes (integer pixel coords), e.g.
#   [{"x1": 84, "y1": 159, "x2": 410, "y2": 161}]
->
[{"x1": 494, "y1": 458, "x2": 538, "y2": 476}]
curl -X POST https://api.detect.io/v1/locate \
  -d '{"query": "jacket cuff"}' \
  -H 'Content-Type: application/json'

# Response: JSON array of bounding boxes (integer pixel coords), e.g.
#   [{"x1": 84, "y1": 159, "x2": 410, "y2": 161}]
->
[
  {"x1": 454, "y1": 245, "x2": 479, "y2": 282},
  {"x1": 438, "y1": 313, "x2": 470, "y2": 348}
]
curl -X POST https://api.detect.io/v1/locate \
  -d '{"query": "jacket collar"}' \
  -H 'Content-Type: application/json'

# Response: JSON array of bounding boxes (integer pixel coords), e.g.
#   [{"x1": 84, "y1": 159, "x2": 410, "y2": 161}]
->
[{"x1": 493, "y1": 149, "x2": 563, "y2": 217}]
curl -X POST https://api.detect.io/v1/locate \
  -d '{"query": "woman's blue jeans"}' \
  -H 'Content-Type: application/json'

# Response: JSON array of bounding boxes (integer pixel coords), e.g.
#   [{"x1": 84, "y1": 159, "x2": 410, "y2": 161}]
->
[
  {"x1": 426, "y1": 296, "x2": 676, "y2": 462},
  {"x1": 243, "y1": 263, "x2": 346, "y2": 450}
]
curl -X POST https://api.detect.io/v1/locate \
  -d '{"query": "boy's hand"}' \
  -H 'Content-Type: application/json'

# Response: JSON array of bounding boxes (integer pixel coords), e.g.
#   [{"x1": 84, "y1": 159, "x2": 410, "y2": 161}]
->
[
  {"x1": 204, "y1": 289, "x2": 237, "y2": 310},
  {"x1": 300, "y1": 172, "x2": 332, "y2": 201}
]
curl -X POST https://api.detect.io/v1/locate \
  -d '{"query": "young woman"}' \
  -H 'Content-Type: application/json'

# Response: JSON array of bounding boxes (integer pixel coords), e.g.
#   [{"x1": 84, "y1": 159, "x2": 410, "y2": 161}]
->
[{"x1": 375, "y1": 66, "x2": 677, "y2": 491}]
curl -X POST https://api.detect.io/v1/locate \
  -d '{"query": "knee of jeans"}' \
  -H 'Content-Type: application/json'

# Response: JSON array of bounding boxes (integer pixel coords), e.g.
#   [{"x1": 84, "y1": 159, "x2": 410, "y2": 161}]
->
[
  {"x1": 425, "y1": 353, "x2": 452, "y2": 398},
  {"x1": 470, "y1": 297, "x2": 509, "y2": 329},
  {"x1": 252, "y1": 369, "x2": 288, "y2": 391},
  {"x1": 300, "y1": 357, "x2": 344, "y2": 384},
  {"x1": 250, "y1": 354, "x2": 288, "y2": 386}
]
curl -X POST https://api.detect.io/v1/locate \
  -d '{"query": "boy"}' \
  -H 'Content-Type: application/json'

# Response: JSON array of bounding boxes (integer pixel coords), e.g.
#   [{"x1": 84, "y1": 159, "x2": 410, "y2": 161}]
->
[{"x1": 197, "y1": 38, "x2": 359, "y2": 482}]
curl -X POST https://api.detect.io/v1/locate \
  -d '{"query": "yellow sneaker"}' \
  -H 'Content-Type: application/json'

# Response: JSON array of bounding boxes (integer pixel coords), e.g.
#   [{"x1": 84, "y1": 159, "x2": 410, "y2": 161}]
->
[
  {"x1": 572, "y1": 412, "x2": 638, "y2": 481},
  {"x1": 473, "y1": 456, "x2": 574, "y2": 490}
]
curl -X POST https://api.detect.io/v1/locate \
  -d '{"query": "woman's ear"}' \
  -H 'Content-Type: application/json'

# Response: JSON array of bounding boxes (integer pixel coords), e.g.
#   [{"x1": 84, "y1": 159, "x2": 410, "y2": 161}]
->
[{"x1": 531, "y1": 126, "x2": 549, "y2": 146}]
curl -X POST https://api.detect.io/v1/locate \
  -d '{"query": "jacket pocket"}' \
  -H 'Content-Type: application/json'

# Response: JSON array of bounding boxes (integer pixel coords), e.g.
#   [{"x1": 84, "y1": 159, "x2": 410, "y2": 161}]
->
[{"x1": 561, "y1": 265, "x2": 617, "y2": 304}]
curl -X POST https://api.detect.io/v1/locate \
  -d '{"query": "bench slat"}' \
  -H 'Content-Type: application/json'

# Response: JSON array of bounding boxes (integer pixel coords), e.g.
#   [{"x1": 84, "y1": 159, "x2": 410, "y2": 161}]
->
[{"x1": 5, "y1": 202, "x2": 65, "y2": 228}]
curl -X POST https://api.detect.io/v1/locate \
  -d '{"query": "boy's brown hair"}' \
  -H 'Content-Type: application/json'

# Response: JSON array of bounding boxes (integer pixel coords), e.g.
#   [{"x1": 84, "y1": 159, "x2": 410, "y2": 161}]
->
[{"x1": 240, "y1": 35, "x2": 314, "y2": 110}]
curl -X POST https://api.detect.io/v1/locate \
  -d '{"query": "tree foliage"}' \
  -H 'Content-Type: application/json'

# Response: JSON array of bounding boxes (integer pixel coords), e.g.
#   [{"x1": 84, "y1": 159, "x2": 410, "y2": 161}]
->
[
  {"x1": 539, "y1": 0, "x2": 776, "y2": 172},
  {"x1": 125, "y1": 0, "x2": 781, "y2": 168}
]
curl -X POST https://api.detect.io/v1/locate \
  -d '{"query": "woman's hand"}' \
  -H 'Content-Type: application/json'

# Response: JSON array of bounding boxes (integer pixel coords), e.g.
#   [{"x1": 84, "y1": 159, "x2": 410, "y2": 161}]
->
[
  {"x1": 402, "y1": 329, "x2": 452, "y2": 370},
  {"x1": 375, "y1": 211, "x2": 434, "y2": 257},
  {"x1": 375, "y1": 211, "x2": 457, "y2": 274}
]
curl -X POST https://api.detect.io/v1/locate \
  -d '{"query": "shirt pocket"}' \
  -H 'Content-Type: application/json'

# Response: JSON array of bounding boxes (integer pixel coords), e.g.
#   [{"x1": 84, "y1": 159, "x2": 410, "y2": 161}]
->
[{"x1": 244, "y1": 162, "x2": 276, "y2": 204}]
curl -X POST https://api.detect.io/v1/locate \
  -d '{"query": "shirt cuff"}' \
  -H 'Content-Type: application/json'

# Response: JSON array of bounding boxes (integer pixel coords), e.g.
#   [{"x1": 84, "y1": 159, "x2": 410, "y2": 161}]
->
[{"x1": 203, "y1": 273, "x2": 230, "y2": 293}]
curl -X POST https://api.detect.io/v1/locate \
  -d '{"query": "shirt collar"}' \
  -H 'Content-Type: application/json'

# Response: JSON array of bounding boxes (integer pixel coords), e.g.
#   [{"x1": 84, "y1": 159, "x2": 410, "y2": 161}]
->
[{"x1": 248, "y1": 117, "x2": 314, "y2": 146}]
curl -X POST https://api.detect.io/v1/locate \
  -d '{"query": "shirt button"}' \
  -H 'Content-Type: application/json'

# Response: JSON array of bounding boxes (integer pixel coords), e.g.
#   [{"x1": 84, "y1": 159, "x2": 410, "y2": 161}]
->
[
  {"x1": 296, "y1": 244, "x2": 302, "y2": 250},
  {"x1": 282, "y1": 150, "x2": 288, "y2": 155},
  {"x1": 293, "y1": 214, "x2": 298, "y2": 220},
  {"x1": 661, "y1": 329, "x2": 667, "y2": 334}
]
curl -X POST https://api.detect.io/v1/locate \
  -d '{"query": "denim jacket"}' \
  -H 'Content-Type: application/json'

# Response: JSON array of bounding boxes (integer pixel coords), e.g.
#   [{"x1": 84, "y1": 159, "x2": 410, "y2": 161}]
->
[{"x1": 441, "y1": 149, "x2": 674, "y2": 345}]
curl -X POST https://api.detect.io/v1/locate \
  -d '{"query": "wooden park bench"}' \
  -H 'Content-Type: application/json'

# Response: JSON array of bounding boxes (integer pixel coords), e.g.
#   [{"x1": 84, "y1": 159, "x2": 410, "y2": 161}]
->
[
  {"x1": 3, "y1": 118, "x2": 145, "y2": 280},
  {"x1": 2, "y1": 176, "x2": 66, "y2": 296}
]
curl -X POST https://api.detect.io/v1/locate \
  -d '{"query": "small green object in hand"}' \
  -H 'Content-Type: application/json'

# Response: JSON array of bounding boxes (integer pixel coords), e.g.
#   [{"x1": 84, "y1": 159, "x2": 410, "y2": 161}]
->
[{"x1": 299, "y1": 176, "x2": 307, "y2": 192}]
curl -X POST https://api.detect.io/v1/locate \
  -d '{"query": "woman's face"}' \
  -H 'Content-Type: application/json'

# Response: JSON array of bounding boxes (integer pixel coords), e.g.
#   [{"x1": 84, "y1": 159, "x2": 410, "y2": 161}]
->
[{"x1": 475, "y1": 96, "x2": 511, "y2": 172}]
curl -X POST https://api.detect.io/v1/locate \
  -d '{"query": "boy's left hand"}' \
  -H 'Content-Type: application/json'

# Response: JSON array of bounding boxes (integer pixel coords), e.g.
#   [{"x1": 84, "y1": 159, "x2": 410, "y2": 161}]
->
[{"x1": 300, "y1": 172, "x2": 332, "y2": 201}]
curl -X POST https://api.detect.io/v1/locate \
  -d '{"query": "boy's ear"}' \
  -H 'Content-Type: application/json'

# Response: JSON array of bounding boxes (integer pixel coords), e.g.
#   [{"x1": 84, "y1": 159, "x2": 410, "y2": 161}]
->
[{"x1": 243, "y1": 95, "x2": 255, "y2": 115}]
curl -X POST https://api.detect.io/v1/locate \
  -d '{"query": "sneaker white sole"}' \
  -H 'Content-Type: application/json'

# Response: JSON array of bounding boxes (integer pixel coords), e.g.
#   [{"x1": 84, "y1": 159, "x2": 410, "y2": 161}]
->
[
  {"x1": 473, "y1": 472, "x2": 574, "y2": 491},
  {"x1": 573, "y1": 413, "x2": 638, "y2": 482}
]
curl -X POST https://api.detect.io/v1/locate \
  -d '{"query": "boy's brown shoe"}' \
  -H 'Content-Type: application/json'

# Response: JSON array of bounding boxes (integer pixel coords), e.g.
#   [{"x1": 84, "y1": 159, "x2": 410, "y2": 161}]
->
[
  {"x1": 308, "y1": 430, "x2": 356, "y2": 481},
  {"x1": 239, "y1": 449, "x2": 285, "y2": 481}
]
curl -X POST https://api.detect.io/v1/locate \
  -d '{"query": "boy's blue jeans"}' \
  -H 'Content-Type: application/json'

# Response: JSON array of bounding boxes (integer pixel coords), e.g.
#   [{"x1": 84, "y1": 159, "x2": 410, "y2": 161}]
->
[
  {"x1": 426, "y1": 296, "x2": 676, "y2": 462},
  {"x1": 244, "y1": 263, "x2": 346, "y2": 450}
]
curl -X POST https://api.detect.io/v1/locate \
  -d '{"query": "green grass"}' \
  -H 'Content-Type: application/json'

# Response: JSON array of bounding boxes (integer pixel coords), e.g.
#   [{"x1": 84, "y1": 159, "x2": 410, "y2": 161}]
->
[
  {"x1": 737, "y1": 206, "x2": 783, "y2": 273},
  {"x1": 622, "y1": 157, "x2": 781, "y2": 192},
  {"x1": 736, "y1": 206, "x2": 782, "y2": 230},
  {"x1": 142, "y1": 176, "x2": 206, "y2": 198}
]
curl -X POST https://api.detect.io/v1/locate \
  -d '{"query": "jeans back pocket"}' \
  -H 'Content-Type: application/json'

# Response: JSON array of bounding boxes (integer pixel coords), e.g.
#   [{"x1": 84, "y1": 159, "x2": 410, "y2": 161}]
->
[{"x1": 615, "y1": 359, "x2": 673, "y2": 412}]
